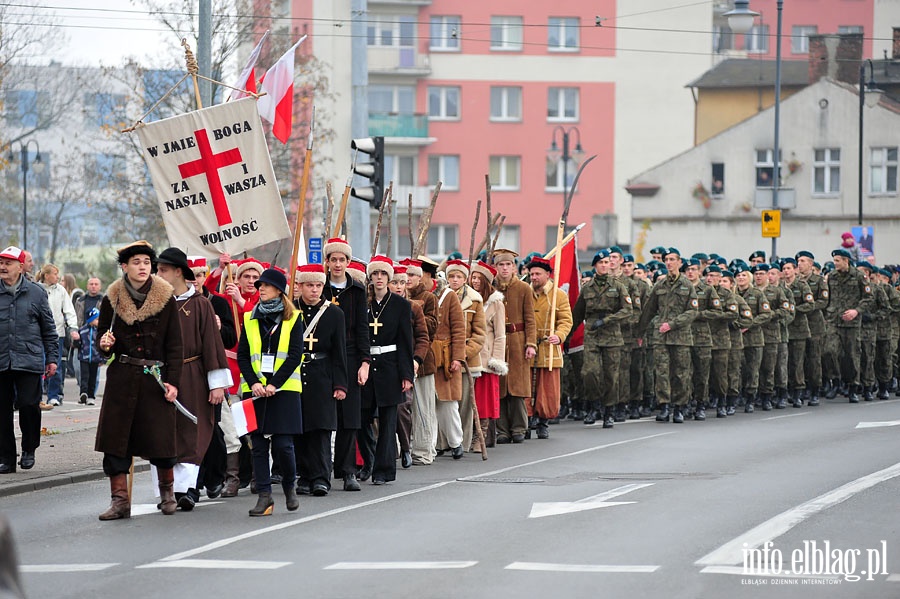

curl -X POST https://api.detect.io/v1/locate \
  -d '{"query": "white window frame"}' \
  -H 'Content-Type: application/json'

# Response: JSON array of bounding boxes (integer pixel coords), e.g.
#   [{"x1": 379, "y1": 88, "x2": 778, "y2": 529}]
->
[
  {"x1": 490, "y1": 86, "x2": 522, "y2": 122},
  {"x1": 367, "y1": 15, "x2": 415, "y2": 48},
  {"x1": 755, "y1": 148, "x2": 782, "y2": 187},
  {"x1": 744, "y1": 24, "x2": 769, "y2": 54},
  {"x1": 426, "y1": 224, "x2": 459, "y2": 257},
  {"x1": 427, "y1": 86, "x2": 460, "y2": 121},
  {"x1": 385, "y1": 154, "x2": 416, "y2": 187},
  {"x1": 430, "y1": 16, "x2": 461, "y2": 51},
  {"x1": 489, "y1": 156, "x2": 521, "y2": 191},
  {"x1": 428, "y1": 155, "x2": 460, "y2": 191},
  {"x1": 495, "y1": 225, "x2": 520, "y2": 254},
  {"x1": 548, "y1": 17, "x2": 579, "y2": 52},
  {"x1": 791, "y1": 25, "x2": 817, "y2": 54},
  {"x1": 838, "y1": 25, "x2": 864, "y2": 35},
  {"x1": 368, "y1": 85, "x2": 416, "y2": 114},
  {"x1": 547, "y1": 87, "x2": 579, "y2": 122},
  {"x1": 545, "y1": 157, "x2": 576, "y2": 192},
  {"x1": 813, "y1": 148, "x2": 841, "y2": 195},
  {"x1": 870, "y1": 147, "x2": 898, "y2": 195},
  {"x1": 490, "y1": 16, "x2": 523, "y2": 51}
]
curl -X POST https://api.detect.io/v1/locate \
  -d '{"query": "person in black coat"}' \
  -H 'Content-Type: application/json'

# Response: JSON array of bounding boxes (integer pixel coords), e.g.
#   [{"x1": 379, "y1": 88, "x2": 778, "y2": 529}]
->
[
  {"x1": 291, "y1": 264, "x2": 348, "y2": 495},
  {"x1": 362, "y1": 257, "x2": 414, "y2": 485},
  {"x1": 237, "y1": 269, "x2": 304, "y2": 517},
  {"x1": 321, "y1": 238, "x2": 371, "y2": 491}
]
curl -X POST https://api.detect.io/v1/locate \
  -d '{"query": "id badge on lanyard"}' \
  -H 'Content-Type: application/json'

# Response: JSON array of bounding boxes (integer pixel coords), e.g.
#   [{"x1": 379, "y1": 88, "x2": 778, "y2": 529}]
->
[{"x1": 261, "y1": 354, "x2": 276, "y2": 375}]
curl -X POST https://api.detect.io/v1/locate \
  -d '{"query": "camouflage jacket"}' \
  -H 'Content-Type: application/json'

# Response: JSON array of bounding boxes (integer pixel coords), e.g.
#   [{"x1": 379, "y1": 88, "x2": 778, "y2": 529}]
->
[
  {"x1": 825, "y1": 267, "x2": 875, "y2": 328},
  {"x1": 729, "y1": 289, "x2": 754, "y2": 351},
  {"x1": 785, "y1": 278, "x2": 815, "y2": 340},
  {"x1": 689, "y1": 280, "x2": 722, "y2": 348},
  {"x1": 571, "y1": 274, "x2": 633, "y2": 348},
  {"x1": 708, "y1": 285, "x2": 740, "y2": 350},
  {"x1": 637, "y1": 273, "x2": 698, "y2": 347},
  {"x1": 738, "y1": 286, "x2": 772, "y2": 348},
  {"x1": 800, "y1": 272, "x2": 828, "y2": 336},
  {"x1": 761, "y1": 285, "x2": 792, "y2": 344}
]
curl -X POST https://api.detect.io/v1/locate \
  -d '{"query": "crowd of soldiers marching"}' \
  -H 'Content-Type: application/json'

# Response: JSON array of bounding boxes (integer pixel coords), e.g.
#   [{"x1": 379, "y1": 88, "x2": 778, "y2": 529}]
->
[{"x1": 3, "y1": 233, "x2": 892, "y2": 520}]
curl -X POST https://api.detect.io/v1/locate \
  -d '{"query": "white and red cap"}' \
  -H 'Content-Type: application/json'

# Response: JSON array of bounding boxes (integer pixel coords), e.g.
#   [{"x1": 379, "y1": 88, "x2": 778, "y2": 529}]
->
[
  {"x1": 235, "y1": 257, "x2": 265, "y2": 278},
  {"x1": 295, "y1": 263, "x2": 326, "y2": 284},
  {"x1": 347, "y1": 260, "x2": 367, "y2": 284},
  {"x1": 324, "y1": 236, "x2": 352, "y2": 260},
  {"x1": 445, "y1": 259, "x2": 470, "y2": 278},
  {"x1": 367, "y1": 255, "x2": 394, "y2": 280},
  {"x1": 187, "y1": 255, "x2": 208, "y2": 275},
  {"x1": 472, "y1": 260, "x2": 497, "y2": 284},
  {"x1": 0, "y1": 246, "x2": 25, "y2": 264},
  {"x1": 392, "y1": 264, "x2": 408, "y2": 281},
  {"x1": 399, "y1": 258, "x2": 423, "y2": 277}
]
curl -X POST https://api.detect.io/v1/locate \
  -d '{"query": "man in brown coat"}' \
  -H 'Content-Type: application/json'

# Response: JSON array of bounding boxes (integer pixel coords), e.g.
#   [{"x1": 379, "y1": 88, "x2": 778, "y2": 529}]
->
[
  {"x1": 403, "y1": 258, "x2": 439, "y2": 464},
  {"x1": 528, "y1": 257, "x2": 573, "y2": 439},
  {"x1": 432, "y1": 268, "x2": 467, "y2": 458},
  {"x1": 492, "y1": 249, "x2": 537, "y2": 443}
]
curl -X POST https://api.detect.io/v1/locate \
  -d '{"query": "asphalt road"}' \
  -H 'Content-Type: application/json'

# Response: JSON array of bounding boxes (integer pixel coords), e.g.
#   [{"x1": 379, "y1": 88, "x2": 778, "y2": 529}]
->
[{"x1": 5, "y1": 397, "x2": 900, "y2": 599}]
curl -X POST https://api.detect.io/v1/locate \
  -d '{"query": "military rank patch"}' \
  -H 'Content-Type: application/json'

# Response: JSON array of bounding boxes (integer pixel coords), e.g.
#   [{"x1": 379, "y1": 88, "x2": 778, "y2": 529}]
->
[
  {"x1": 691, "y1": 298, "x2": 699, "y2": 308},
  {"x1": 762, "y1": 302, "x2": 770, "y2": 310}
]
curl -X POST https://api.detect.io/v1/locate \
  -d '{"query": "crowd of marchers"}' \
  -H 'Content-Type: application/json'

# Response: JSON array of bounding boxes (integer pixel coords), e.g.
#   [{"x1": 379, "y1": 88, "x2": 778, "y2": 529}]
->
[{"x1": 0, "y1": 231, "x2": 896, "y2": 519}]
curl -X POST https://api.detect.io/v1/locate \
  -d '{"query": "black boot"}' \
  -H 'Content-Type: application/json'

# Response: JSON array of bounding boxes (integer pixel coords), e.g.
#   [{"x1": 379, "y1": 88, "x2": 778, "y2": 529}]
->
[
  {"x1": 824, "y1": 379, "x2": 838, "y2": 399},
  {"x1": 848, "y1": 384, "x2": 861, "y2": 403},
  {"x1": 602, "y1": 407, "x2": 614, "y2": 429},
  {"x1": 536, "y1": 418, "x2": 550, "y2": 439},
  {"x1": 656, "y1": 403, "x2": 670, "y2": 422},
  {"x1": 570, "y1": 400, "x2": 585, "y2": 421},
  {"x1": 613, "y1": 403, "x2": 626, "y2": 423},
  {"x1": 583, "y1": 401, "x2": 599, "y2": 425},
  {"x1": 249, "y1": 491, "x2": 274, "y2": 517},
  {"x1": 694, "y1": 401, "x2": 706, "y2": 421},
  {"x1": 640, "y1": 399, "x2": 654, "y2": 418},
  {"x1": 791, "y1": 389, "x2": 803, "y2": 408},
  {"x1": 774, "y1": 389, "x2": 786, "y2": 409},
  {"x1": 672, "y1": 405, "x2": 684, "y2": 424},
  {"x1": 807, "y1": 387, "x2": 820, "y2": 407},
  {"x1": 725, "y1": 395, "x2": 736, "y2": 416},
  {"x1": 863, "y1": 385, "x2": 875, "y2": 401},
  {"x1": 715, "y1": 395, "x2": 727, "y2": 418},
  {"x1": 762, "y1": 394, "x2": 773, "y2": 411},
  {"x1": 744, "y1": 393, "x2": 755, "y2": 413},
  {"x1": 628, "y1": 401, "x2": 641, "y2": 420},
  {"x1": 556, "y1": 397, "x2": 570, "y2": 421},
  {"x1": 878, "y1": 381, "x2": 890, "y2": 400}
]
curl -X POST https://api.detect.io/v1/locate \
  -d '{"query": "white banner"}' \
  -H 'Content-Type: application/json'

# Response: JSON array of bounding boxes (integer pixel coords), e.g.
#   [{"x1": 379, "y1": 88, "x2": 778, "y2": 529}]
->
[{"x1": 137, "y1": 97, "x2": 291, "y2": 257}]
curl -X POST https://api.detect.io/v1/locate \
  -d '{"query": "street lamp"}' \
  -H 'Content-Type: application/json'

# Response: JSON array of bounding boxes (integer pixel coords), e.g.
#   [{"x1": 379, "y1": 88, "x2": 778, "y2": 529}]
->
[
  {"x1": 547, "y1": 126, "x2": 584, "y2": 206},
  {"x1": 7, "y1": 139, "x2": 44, "y2": 250},
  {"x1": 858, "y1": 59, "x2": 883, "y2": 226},
  {"x1": 728, "y1": 1, "x2": 786, "y2": 260}
]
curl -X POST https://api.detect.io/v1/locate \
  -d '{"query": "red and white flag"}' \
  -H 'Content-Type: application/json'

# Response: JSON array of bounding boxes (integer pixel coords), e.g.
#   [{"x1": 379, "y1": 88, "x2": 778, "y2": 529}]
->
[
  {"x1": 552, "y1": 235, "x2": 584, "y2": 351},
  {"x1": 257, "y1": 35, "x2": 307, "y2": 144},
  {"x1": 230, "y1": 398, "x2": 258, "y2": 436},
  {"x1": 227, "y1": 30, "x2": 269, "y2": 102}
]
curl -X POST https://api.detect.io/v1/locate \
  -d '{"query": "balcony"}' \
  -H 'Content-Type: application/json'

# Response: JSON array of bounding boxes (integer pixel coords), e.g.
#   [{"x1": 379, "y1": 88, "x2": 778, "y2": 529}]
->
[
  {"x1": 368, "y1": 47, "x2": 431, "y2": 77},
  {"x1": 369, "y1": 113, "x2": 429, "y2": 138},
  {"x1": 392, "y1": 185, "x2": 434, "y2": 213}
]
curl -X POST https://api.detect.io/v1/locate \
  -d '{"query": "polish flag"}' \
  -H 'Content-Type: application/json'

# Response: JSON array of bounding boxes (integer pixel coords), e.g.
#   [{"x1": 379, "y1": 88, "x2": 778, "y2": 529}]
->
[
  {"x1": 552, "y1": 235, "x2": 583, "y2": 351},
  {"x1": 230, "y1": 398, "x2": 258, "y2": 436},
  {"x1": 257, "y1": 35, "x2": 307, "y2": 144},
  {"x1": 227, "y1": 30, "x2": 269, "y2": 102}
]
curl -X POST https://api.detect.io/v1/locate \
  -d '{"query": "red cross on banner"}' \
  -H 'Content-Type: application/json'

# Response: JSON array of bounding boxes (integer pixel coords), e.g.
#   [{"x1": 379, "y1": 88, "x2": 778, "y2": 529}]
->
[{"x1": 178, "y1": 129, "x2": 243, "y2": 226}]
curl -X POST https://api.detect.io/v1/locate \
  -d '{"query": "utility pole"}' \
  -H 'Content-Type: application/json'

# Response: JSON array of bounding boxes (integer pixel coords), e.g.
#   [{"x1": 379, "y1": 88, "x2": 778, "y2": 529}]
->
[
  {"x1": 198, "y1": 0, "x2": 212, "y2": 107},
  {"x1": 349, "y1": 0, "x2": 371, "y2": 255}
]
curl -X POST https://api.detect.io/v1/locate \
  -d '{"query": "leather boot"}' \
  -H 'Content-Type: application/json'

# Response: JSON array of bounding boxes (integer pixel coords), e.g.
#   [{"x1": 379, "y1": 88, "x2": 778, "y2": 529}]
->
[
  {"x1": 157, "y1": 468, "x2": 177, "y2": 516},
  {"x1": 583, "y1": 401, "x2": 599, "y2": 425},
  {"x1": 791, "y1": 389, "x2": 803, "y2": 408},
  {"x1": 878, "y1": 381, "x2": 890, "y2": 400},
  {"x1": 536, "y1": 418, "x2": 550, "y2": 439},
  {"x1": 613, "y1": 403, "x2": 626, "y2": 423},
  {"x1": 628, "y1": 401, "x2": 641, "y2": 420},
  {"x1": 864, "y1": 385, "x2": 875, "y2": 401},
  {"x1": 284, "y1": 484, "x2": 300, "y2": 511},
  {"x1": 99, "y1": 474, "x2": 131, "y2": 521},
  {"x1": 602, "y1": 407, "x2": 614, "y2": 429},
  {"x1": 824, "y1": 379, "x2": 838, "y2": 399},
  {"x1": 744, "y1": 393, "x2": 755, "y2": 413},
  {"x1": 693, "y1": 400, "x2": 706, "y2": 421},
  {"x1": 221, "y1": 453, "x2": 241, "y2": 498},
  {"x1": 725, "y1": 395, "x2": 736, "y2": 416},
  {"x1": 479, "y1": 419, "x2": 490, "y2": 448},
  {"x1": 656, "y1": 403, "x2": 670, "y2": 422},
  {"x1": 807, "y1": 388, "x2": 820, "y2": 407},
  {"x1": 570, "y1": 400, "x2": 585, "y2": 421},
  {"x1": 249, "y1": 491, "x2": 274, "y2": 517},
  {"x1": 556, "y1": 398, "x2": 570, "y2": 422},
  {"x1": 774, "y1": 390, "x2": 786, "y2": 409},
  {"x1": 848, "y1": 384, "x2": 861, "y2": 403},
  {"x1": 715, "y1": 395, "x2": 727, "y2": 418},
  {"x1": 762, "y1": 394, "x2": 773, "y2": 411},
  {"x1": 639, "y1": 400, "x2": 653, "y2": 418},
  {"x1": 672, "y1": 405, "x2": 684, "y2": 424}
]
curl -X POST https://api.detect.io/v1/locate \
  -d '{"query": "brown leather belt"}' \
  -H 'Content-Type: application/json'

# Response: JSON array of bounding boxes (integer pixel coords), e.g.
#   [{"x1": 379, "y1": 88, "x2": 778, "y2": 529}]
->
[
  {"x1": 506, "y1": 322, "x2": 525, "y2": 333},
  {"x1": 119, "y1": 355, "x2": 164, "y2": 367},
  {"x1": 183, "y1": 355, "x2": 201, "y2": 364}
]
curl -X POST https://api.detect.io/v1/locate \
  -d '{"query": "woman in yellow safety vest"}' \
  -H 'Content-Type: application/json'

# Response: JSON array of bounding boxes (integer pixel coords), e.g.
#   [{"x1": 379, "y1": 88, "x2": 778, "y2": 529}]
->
[{"x1": 237, "y1": 268, "x2": 304, "y2": 517}]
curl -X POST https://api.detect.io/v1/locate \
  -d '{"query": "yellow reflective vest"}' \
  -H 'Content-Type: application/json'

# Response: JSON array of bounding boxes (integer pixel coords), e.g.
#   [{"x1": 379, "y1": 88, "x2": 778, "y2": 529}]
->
[{"x1": 240, "y1": 311, "x2": 303, "y2": 393}]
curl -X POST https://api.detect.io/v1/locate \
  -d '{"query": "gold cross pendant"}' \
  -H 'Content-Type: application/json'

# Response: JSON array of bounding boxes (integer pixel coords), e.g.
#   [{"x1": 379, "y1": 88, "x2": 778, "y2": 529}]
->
[
  {"x1": 330, "y1": 298, "x2": 340, "y2": 306},
  {"x1": 305, "y1": 336, "x2": 318, "y2": 351},
  {"x1": 369, "y1": 319, "x2": 383, "y2": 334}
]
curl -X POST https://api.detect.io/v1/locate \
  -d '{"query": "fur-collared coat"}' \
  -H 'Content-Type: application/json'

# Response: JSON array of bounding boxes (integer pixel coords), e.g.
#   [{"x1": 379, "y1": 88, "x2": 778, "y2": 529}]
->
[
  {"x1": 531, "y1": 281, "x2": 573, "y2": 370},
  {"x1": 432, "y1": 287, "x2": 466, "y2": 401},
  {"x1": 495, "y1": 277, "x2": 537, "y2": 398},
  {"x1": 95, "y1": 276, "x2": 183, "y2": 459},
  {"x1": 408, "y1": 282, "x2": 437, "y2": 376},
  {"x1": 478, "y1": 291, "x2": 508, "y2": 376},
  {"x1": 457, "y1": 285, "x2": 486, "y2": 373}
]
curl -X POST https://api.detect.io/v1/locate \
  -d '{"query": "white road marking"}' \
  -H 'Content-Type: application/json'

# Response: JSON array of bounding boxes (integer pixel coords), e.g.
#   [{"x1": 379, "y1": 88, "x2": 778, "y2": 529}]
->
[
  {"x1": 324, "y1": 561, "x2": 477, "y2": 570},
  {"x1": 699, "y1": 565, "x2": 841, "y2": 579},
  {"x1": 887, "y1": 574, "x2": 900, "y2": 582},
  {"x1": 149, "y1": 432, "x2": 673, "y2": 565},
  {"x1": 20, "y1": 563, "x2": 118, "y2": 573},
  {"x1": 696, "y1": 460, "x2": 900, "y2": 566},
  {"x1": 506, "y1": 562, "x2": 658, "y2": 573},
  {"x1": 761, "y1": 412, "x2": 810, "y2": 421},
  {"x1": 528, "y1": 483, "x2": 654, "y2": 518},
  {"x1": 138, "y1": 559, "x2": 290, "y2": 570},
  {"x1": 856, "y1": 419, "x2": 900, "y2": 429}
]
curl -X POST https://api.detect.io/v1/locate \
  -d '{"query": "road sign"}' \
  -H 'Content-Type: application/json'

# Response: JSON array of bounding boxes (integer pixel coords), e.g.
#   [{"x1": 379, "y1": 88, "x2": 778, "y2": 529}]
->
[
  {"x1": 308, "y1": 250, "x2": 322, "y2": 264},
  {"x1": 308, "y1": 237, "x2": 323, "y2": 251},
  {"x1": 761, "y1": 209, "x2": 781, "y2": 238}
]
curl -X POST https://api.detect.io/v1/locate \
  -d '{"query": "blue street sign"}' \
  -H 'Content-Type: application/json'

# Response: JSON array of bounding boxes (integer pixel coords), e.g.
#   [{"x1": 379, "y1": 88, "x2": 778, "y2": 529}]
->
[
  {"x1": 308, "y1": 237, "x2": 323, "y2": 251},
  {"x1": 308, "y1": 250, "x2": 322, "y2": 264}
]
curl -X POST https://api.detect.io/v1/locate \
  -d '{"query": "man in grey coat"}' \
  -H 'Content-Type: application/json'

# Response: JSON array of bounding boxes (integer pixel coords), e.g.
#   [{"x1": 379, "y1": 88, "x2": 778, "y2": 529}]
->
[{"x1": 0, "y1": 246, "x2": 59, "y2": 473}]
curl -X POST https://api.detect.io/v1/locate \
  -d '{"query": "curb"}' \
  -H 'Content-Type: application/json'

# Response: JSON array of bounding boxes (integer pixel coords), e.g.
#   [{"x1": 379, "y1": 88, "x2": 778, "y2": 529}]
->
[{"x1": 0, "y1": 463, "x2": 150, "y2": 498}]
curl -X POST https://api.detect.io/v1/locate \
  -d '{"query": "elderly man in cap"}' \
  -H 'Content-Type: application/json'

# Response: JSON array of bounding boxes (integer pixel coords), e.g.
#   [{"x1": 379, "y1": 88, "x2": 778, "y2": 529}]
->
[
  {"x1": 492, "y1": 249, "x2": 537, "y2": 443},
  {"x1": 0, "y1": 247, "x2": 58, "y2": 474},
  {"x1": 637, "y1": 248, "x2": 697, "y2": 423}
]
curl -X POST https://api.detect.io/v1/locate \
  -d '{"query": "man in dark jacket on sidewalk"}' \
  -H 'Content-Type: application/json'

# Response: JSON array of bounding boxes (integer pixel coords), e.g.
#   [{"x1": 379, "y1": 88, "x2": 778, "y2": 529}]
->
[{"x1": 0, "y1": 246, "x2": 59, "y2": 473}]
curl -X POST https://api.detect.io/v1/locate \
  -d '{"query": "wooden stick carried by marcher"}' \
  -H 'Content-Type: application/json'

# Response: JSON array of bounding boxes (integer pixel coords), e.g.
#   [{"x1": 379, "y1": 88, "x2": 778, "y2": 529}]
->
[
  {"x1": 544, "y1": 222, "x2": 586, "y2": 261},
  {"x1": 407, "y1": 193, "x2": 414, "y2": 255},
  {"x1": 484, "y1": 175, "x2": 493, "y2": 242},
  {"x1": 474, "y1": 213, "x2": 502, "y2": 258},
  {"x1": 332, "y1": 150, "x2": 358, "y2": 238},
  {"x1": 467, "y1": 200, "x2": 482, "y2": 269},
  {"x1": 224, "y1": 262, "x2": 240, "y2": 342},
  {"x1": 386, "y1": 191, "x2": 396, "y2": 257},
  {"x1": 489, "y1": 215, "x2": 506, "y2": 255},
  {"x1": 289, "y1": 107, "x2": 316, "y2": 278},
  {"x1": 413, "y1": 182, "x2": 442, "y2": 256},
  {"x1": 471, "y1": 386, "x2": 487, "y2": 460},
  {"x1": 371, "y1": 181, "x2": 392, "y2": 256},
  {"x1": 325, "y1": 181, "x2": 335, "y2": 238}
]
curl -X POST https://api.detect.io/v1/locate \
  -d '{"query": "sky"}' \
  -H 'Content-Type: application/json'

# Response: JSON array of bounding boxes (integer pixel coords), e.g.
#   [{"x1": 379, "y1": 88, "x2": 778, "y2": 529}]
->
[{"x1": 21, "y1": 1, "x2": 183, "y2": 67}]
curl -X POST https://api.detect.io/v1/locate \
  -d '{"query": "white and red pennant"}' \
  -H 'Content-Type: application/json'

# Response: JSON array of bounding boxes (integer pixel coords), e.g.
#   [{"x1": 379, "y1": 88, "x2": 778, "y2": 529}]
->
[{"x1": 137, "y1": 97, "x2": 290, "y2": 257}]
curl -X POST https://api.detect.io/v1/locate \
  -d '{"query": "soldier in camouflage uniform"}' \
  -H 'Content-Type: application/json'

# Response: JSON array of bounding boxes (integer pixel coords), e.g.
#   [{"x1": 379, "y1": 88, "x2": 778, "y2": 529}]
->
[
  {"x1": 719, "y1": 271, "x2": 753, "y2": 415},
  {"x1": 781, "y1": 258, "x2": 815, "y2": 407},
  {"x1": 796, "y1": 251, "x2": 828, "y2": 406},
  {"x1": 768, "y1": 264, "x2": 794, "y2": 407},
  {"x1": 704, "y1": 265, "x2": 738, "y2": 417},
  {"x1": 637, "y1": 248, "x2": 697, "y2": 424},
  {"x1": 754, "y1": 264, "x2": 792, "y2": 410},
  {"x1": 685, "y1": 258, "x2": 721, "y2": 420},
  {"x1": 571, "y1": 249, "x2": 633, "y2": 429},
  {"x1": 855, "y1": 262, "x2": 885, "y2": 401},
  {"x1": 876, "y1": 268, "x2": 900, "y2": 399},
  {"x1": 626, "y1": 259, "x2": 652, "y2": 418},
  {"x1": 824, "y1": 249, "x2": 875, "y2": 403},
  {"x1": 608, "y1": 248, "x2": 642, "y2": 422},
  {"x1": 563, "y1": 270, "x2": 594, "y2": 421},
  {"x1": 735, "y1": 263, "x2": 772, "y2": 412}
]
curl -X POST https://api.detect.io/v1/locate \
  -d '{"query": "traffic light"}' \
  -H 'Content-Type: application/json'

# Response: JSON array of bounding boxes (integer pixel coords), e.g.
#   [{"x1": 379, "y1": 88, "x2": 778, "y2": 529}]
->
[{"x1": 350, "y1": 136, "x2": 385, "y2": 209}]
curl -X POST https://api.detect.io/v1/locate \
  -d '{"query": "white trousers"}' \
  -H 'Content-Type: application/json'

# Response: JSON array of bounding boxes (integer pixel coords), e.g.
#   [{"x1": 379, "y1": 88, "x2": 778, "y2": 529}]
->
[
  {"x1": 436, "y1": 400, "x2": 463, "y2": 449},
  {"x1": 410, "y1": 374, "x2": 437, "y2": 464},
  {"x1": 150, "y1": 463, "x2": 200, "y2": 496},
  {"x1": 219, "y1": 394, "x2": 242, "y2": 453}
]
